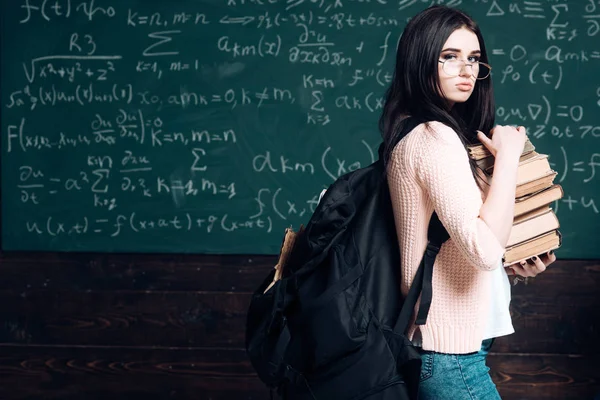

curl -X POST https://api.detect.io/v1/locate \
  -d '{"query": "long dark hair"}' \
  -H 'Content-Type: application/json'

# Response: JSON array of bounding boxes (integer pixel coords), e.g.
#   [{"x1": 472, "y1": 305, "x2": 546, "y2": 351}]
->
[{"x1": 379, "y1": 5, "x2": 494, "y2": 185}]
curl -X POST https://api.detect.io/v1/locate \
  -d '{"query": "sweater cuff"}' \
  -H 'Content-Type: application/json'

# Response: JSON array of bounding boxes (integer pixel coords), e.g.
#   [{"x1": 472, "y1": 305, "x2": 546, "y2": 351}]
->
[{"x1": 473, "y1": 218, "x2": 505, "y2": 271}]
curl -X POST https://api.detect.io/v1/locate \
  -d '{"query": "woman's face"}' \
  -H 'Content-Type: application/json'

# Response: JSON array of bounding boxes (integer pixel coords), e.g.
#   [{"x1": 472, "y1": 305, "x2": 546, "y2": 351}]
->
[{"x1": 437, "y1": 27, "x2": 481, "y2": 108}]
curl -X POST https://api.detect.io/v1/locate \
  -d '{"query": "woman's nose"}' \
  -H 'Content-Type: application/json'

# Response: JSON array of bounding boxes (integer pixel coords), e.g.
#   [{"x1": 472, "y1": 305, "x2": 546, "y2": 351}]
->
[{"x1": 458, "y1": 63, "x2": 473, "y2": 77}]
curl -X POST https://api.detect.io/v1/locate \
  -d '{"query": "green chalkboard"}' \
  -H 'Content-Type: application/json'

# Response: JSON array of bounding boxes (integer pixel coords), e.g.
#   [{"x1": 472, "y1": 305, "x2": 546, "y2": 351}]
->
[{"x1": 1, "y1": 0, "x2": 599, "y2": 256}]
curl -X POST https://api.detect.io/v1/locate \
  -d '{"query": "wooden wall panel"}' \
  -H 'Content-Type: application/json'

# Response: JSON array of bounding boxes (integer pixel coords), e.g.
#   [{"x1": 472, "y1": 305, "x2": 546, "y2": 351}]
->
[
  {"x1": 0, "y1": 347, "x2": 597, "y2": 400},
  {"x1": 0, "y1": 252, "x2": 271, "y2": 292},
  {"x1": 489, "y1": 354, "x2": 600, "y2": 400},
  {"x1": 0, "y1": 346, "x2": 266, "y2": 400},
  {"x1": 0, "y1": 252, "x2": 598, "y2": 399},
  {"x1": 0, "y1": 290, "x2": 251, "y2": 347},
  {"x1": 0, "y1": 287, "x2": 598, "y2": 354}
]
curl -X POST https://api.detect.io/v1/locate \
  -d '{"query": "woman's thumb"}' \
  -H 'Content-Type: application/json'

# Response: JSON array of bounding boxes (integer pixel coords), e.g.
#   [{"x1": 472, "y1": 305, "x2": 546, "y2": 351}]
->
[{"x1": 477, "y1": 130, "x2": 492, "y2": 147}]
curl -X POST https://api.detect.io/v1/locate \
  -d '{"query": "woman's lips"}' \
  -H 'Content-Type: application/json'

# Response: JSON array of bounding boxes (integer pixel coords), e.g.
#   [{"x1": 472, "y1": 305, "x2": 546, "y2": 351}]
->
[{"x1": 456, "y1": 82, "x2": 473, "y2": 91}]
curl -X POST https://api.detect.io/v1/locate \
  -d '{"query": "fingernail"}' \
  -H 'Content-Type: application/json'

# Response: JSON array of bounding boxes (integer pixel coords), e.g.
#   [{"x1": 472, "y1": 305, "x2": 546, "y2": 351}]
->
[
  {"x1": 520, "y1": 261, "x2": 526, "y2": 266},
  {"x1": 549, "y1": 250, "x2": 554, "y2": 255},
  {"x1": 526, "y1": 259, "x2": 535, "y2": 265},
  {"x1": 532, "y1": 256, "x2": 538, "y2": 261}
]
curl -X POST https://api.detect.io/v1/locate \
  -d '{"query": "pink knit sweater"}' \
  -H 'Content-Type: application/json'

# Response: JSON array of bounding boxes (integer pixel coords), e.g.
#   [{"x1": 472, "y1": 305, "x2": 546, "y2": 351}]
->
[{"x1": 387, "y1": 121, "x2": 505, "y2": 354}]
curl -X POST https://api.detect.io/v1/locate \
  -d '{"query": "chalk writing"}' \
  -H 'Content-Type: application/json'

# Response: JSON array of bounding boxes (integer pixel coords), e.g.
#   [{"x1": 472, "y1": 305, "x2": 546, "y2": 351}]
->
[{"x1": 1, "y1": 0, "x2": 598, "y2": 257}]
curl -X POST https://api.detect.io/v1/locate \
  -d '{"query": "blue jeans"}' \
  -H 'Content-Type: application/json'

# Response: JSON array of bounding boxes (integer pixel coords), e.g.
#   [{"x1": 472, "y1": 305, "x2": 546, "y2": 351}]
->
[{"x1": 417, "y1": 339, "x2": 501, "y2": 400}]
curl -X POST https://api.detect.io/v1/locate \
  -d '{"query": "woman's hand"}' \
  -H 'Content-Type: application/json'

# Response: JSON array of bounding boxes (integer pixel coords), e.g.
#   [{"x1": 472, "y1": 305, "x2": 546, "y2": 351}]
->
[
  {"x1": 477, "y1": 125, "x2": 527, "y2": 160},
  {"x1": 505, "y1": 251, "x2": 557, "y2": 278},
  {"x1": 477, "y1": 125, "x2": 528, "y2": 248}
]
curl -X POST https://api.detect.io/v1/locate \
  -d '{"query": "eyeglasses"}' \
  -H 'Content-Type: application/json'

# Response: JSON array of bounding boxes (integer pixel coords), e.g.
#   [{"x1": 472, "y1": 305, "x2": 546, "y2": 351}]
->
[{"x1": 438, "y1": 59, "x2": 492, "y2": 80}]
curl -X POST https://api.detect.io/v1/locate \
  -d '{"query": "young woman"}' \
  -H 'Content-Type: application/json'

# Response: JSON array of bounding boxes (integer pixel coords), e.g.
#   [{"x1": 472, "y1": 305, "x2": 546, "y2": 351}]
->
[{"x1": 380, "y1": 6, "x2": 556, "y2": 399}]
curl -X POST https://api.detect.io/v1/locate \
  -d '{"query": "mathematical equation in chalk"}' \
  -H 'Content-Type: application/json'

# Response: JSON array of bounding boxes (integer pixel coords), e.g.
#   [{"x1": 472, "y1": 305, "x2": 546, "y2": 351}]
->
[{"x1": 2, "y1": 0, "x2": 598, "y2": 253}]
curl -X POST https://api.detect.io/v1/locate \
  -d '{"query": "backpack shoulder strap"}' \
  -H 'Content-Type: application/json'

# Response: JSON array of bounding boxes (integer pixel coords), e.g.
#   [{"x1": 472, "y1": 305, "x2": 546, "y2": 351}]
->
[
  {"x1": 414, "y1": 212, "x2": 449, "y2": 325},
  {"x1": 393, "y1": 212, "x2": 448, "y2": 335}
]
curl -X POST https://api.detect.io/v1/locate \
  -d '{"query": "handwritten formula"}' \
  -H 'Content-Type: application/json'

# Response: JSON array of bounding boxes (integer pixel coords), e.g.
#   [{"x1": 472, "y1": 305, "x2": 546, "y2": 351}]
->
[{"x1": 2, "y1": 0, "x2": 598, "y2": 256}]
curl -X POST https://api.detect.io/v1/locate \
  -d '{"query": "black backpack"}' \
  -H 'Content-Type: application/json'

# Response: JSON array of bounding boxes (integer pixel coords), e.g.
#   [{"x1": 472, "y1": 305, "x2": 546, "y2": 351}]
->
[{"x1": 245, "y1": 118, "x2": 449, "y2": 400}]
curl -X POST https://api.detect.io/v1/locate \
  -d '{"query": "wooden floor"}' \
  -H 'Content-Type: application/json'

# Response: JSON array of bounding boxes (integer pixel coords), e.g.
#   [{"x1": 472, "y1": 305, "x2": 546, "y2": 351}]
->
[{"x1": 0, "y1": 253, "x2": 598, "y2": 399}]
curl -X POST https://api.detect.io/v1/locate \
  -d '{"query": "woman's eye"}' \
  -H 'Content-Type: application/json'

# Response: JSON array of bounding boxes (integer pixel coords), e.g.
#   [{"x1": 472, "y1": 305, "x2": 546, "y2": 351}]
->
[
  {"x1": 468, "y1": 56, "x2": 481, "y2": 62},
  {"x1": 443, "y1": 53, "x2": 457, "y2": 60}
]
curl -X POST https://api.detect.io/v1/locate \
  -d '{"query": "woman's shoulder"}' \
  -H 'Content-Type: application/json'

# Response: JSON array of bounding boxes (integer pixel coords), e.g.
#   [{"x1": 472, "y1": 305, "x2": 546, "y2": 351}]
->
[
  {"x1": 399, "y1": 120, "x2": 462, "y2": 151},
  {"x1": 390, "y1": 120, "x2": 464, "y2": 164},
  {"x1": 419, "y1": 121, "x2": 461, "y2": 144}
]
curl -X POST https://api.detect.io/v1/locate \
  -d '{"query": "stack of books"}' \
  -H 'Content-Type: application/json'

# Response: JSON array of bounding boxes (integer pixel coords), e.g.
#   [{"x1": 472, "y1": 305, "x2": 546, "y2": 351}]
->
[{"x1": 468, "y1": 137, "x2": 563, "y2": 266}]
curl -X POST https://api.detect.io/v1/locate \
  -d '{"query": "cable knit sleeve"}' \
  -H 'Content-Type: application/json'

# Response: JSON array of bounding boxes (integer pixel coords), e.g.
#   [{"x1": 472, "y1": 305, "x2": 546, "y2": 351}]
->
[{"x1": 415, "y1": 122, "x2": 504, "y2": 271}]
